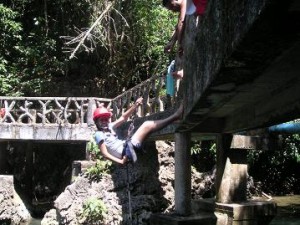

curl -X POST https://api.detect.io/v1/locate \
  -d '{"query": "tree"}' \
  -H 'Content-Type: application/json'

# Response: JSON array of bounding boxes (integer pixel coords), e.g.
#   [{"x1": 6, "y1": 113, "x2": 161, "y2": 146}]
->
[
  {"x1": 1, "y1": 0, "x2": 176, "y2": 97},
  {"x1": 0, "y1": 4, "x2": 23, "y2": 96},
  {"x1": 248, "y1": 132, "x2": 300, "y2": 195}
]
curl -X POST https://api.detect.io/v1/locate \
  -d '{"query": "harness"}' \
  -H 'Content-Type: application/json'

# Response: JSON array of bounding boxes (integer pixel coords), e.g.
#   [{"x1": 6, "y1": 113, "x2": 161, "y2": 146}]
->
[{"x1": 123, "y1": 106, "x2": 138, "y2": 163}]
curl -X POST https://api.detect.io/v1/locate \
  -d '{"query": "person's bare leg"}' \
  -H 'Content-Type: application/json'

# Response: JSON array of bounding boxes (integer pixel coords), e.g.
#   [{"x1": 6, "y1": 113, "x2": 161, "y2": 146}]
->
[{"x1": 131, "y1": 104, "x2": 183, "y2": 143}]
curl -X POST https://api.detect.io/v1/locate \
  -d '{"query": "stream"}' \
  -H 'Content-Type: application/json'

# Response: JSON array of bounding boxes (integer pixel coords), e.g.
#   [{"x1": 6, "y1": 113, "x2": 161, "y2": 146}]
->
[
  {"x1": 28, "y1": 195, "x2": 300, "y2": 225},
  {"x1": 28, "y1": 218, "x2": 41, "y2": 225},
  {"x1": 269, "y1": 195, "x2": 300, "y2": 225}
]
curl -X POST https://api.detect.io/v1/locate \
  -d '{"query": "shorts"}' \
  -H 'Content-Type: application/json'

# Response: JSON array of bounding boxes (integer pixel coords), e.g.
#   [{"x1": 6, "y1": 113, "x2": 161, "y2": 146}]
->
[
  {"x1": 122, "y1": 138, "x2": 142, "y2": 163},
  {"x1": 130, "y1": 137, "x2": 142, "y2": 150}
]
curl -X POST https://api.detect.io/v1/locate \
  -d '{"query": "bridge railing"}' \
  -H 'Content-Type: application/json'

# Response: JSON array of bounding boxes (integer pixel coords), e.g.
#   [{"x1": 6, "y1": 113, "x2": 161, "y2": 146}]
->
[
  {"x1": 109, "y1": 74, "x2": 180, "y2": 120},
  {"x1": 0, "y1": 97, "x2": 111, "y2": 125},
  {"x1": 0, "y1": 74, "x2": 181, "y2": 126}
]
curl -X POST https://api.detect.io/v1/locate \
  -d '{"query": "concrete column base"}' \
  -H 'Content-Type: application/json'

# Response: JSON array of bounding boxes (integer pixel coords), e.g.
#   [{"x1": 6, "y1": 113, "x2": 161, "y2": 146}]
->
[
  {"x1": 192, "y1": 198, "x2": 277, "y2": 225},
  {"x1": 150, "y1": 198, "x2": 276, "y2": 225},
  {"x1": 216, "y1": 201, "x2": 276, "y2": 225}
]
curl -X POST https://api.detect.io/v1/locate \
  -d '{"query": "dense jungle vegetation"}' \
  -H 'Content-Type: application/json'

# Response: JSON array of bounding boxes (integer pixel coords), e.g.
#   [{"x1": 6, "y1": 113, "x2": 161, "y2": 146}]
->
[
  {"x1": 0, "y1": 0, "x2": 176, "y2": 97},
  {"x1": 1, "y1": 0, "x2": 299, "y2": 196},
  {"x1": 193, "y1": 133, "x2": 300, "y2": 196}
]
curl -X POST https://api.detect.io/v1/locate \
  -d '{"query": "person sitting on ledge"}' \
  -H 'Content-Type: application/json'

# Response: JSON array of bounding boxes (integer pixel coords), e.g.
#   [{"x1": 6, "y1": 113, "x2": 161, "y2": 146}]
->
[
  {"x1": 163, "y1": 0, "x2": 207, "y2": 54},
  {"x1": 93, "y1": 97, "x2": 183, "y2": 164},
  {"x1": 163, "y1": 0, "x2": 208, "y2": 79}
]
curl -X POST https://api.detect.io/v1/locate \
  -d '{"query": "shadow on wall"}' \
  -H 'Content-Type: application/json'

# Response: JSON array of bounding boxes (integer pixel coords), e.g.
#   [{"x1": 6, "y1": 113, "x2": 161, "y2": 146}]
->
[
  {"x1": 5, "y1": 142, "x2": 86, "y2": 217},
  {"x1": 111, "y1": 141, "x2": 170, "y2": 225}
]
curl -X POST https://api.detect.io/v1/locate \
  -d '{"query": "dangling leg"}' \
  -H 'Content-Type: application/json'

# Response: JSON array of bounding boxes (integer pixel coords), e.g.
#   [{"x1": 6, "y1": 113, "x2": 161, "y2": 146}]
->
[{"x1": 131, "y1": 104, "x2": 183, "y2": 144}]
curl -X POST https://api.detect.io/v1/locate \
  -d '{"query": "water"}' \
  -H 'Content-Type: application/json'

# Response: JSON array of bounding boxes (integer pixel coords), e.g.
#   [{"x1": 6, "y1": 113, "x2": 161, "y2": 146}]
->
[
  {"x1": 27, "y1": 196, "x2": 300, "y2": 225},
  {"x1": 270, "y1": 195, "x2": 300, "y2": 225},
  {"x1": 28, "y1": 218, "x2": 41, "y2": 225}
]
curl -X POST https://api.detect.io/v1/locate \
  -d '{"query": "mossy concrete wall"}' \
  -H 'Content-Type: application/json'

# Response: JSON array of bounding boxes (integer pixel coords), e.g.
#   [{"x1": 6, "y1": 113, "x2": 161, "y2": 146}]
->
[{"x1": 183, "y1": 0, "x2": 267, "y2": 114}]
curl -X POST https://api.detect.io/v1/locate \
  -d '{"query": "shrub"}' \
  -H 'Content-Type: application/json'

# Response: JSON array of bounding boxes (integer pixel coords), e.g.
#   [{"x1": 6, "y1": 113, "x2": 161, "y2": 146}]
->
[
  {"x1": 80, "y1": 197, "x2": 107, "y2": 225},
  {"x1": 87, "y1": 136, "x2": 100, "y2": 160},
  {"x1": 85, "y1": 159, "x2": 111, "y2": 180}
]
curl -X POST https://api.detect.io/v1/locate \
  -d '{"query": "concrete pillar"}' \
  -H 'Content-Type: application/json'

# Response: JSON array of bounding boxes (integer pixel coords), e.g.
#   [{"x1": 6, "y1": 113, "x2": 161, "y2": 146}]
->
[
  {"x1": 175, "y1": 132, "x2": 191, "y2": 215},
  {"x1": 0, "y1": 142, "x2": 8, "y2": 174},
  {"x1": 72, "y1": 161, "x2": 81, "y2": 183},
  {"x1": 216, "y1": 134, "x2": 248, "y2": 203}
]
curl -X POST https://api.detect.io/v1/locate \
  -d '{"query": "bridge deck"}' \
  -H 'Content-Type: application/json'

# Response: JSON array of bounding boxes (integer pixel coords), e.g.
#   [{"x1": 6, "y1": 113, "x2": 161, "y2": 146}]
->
[{"x1": 180, "y1": 0, "x2": 300, "y2": 134}]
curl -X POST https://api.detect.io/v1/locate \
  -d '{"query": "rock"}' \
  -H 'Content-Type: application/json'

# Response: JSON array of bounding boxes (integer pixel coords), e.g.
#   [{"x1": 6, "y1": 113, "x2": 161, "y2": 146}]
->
[
  {"x1": 41, "y1": 209, "x2": 59, "y2": 225},
  {"x1": 42, "y1": 141, "x2": 214, "y2": 225},
  {"x1": 0, "y1": 175, "x2": 31, "y2": 225}
]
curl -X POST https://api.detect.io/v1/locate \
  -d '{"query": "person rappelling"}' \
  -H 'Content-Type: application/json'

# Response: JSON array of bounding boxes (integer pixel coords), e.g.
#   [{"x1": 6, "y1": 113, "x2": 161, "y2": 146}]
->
[{"x1": 93, "y1": 97, "x2": 183, "y2": 164}]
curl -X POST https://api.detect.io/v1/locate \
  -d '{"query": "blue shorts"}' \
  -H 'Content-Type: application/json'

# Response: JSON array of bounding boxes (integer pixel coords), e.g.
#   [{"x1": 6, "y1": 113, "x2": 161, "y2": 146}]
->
[
  {"x1": 130, "y1": 137, "x2": 142, "y2": 150},
  {"x1": 122, "y1": 139, "x2": 141, "y2": 163}
]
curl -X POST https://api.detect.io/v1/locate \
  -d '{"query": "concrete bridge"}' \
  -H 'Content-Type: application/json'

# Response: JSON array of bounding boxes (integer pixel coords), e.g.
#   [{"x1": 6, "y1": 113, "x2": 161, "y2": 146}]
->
[
  {"x1": 1, "y1": 0, "x2": 299, "y2": 224},
  {"x1": 0, "y1": 97, "x2": 110, "y2": 141}
]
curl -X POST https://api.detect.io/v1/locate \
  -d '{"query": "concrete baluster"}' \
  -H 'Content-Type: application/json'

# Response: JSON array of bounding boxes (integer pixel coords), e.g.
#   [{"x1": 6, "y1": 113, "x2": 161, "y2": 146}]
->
[{"x1": 87, "y1": 99, "x2": 96, "y2": 127}]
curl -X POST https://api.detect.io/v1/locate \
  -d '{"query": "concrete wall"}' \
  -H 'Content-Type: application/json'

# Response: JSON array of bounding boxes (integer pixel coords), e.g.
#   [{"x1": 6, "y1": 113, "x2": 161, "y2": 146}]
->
[
  {"x1": 183, "y1": 0, "x2": 268, "y2": 116},
  {"x1": 0, "y1": 124, "x2": 95, "y2": 142}
]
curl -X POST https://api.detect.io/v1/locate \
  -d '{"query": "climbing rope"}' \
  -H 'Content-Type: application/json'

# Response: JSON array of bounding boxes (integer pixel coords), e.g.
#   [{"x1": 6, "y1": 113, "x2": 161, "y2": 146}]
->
[
  {"x1": 126, "y1": 163, "x2": 133, "y2": 224},
  {"x1": 125, "y1": 104, "x2": 139, "y2": 224},
  {"x1": 56, "y1": 122, "x2": 63, "y2": 140}
]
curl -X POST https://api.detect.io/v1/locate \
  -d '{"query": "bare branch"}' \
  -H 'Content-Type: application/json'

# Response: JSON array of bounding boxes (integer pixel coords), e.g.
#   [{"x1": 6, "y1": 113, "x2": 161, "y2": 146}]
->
[{"x1": 68, "y1": 2, "x2": 113, "y2": 59}]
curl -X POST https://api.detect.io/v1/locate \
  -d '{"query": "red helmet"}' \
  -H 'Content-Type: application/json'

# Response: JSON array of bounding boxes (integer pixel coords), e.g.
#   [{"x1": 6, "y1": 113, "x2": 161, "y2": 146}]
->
[{"x1": 93, "y1": 107, "x2": 112, "y2": 121}]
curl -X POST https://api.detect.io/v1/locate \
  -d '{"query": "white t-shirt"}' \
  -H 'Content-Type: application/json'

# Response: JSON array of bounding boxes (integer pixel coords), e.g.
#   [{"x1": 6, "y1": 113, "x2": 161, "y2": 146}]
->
[{"x1": 94, "y1": 123, "x2": 125, "y2": 159}]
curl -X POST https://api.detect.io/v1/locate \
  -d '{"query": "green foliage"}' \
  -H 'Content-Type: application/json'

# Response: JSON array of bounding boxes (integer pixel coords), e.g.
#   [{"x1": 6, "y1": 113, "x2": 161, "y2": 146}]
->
[
  {"x1": 191, "y1": 141, "x2": 216, "y2": 156},
  {"x1": 130, "y1": 0, "x2": 177, "y2": 76},
  {"x1": 87, "y1": 136, "x2": 101, "y2": 159},
  {"x1": 85, "y1": 159, "x2": 111, "y2": 180},
  {"x1": 284, "y1": 134, "x2": 300, "y2": 163},
  {"x1": 248, "y1": 132, "x2": 300, "y2": 195},
  {"x1": 0, "y1": 4, "x2": 23, "y2": 96},
  {"x1": 191, "y1": 142, "x2": 201, "y2": 155},
  {"x1": 1, "y1": 0, "x2": 178, "y2": 97},
  {"x1": 85, "y1": 134, "x2": 111, "y2": 179},
  {"x1": 81, "y1": 0, "x2": 178, "y2": 94},
  {"x1": 0, "y1": 4, "x2": 22, "y2": 50},
  {"x1": 0, "y1": 1, "x2": 69, "y2": 96},
  {"x1": 191, "y1": 140, "x2": 216, "y2": 172},
  {"x1": 80, "y1": 197, "x2": 107, "y2": 224}
]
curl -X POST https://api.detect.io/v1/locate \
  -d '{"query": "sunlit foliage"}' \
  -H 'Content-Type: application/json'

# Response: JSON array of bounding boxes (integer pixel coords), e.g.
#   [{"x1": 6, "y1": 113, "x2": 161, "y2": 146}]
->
[
  {"x1": 248, "y1": 133, "x2": 300, "y2": 195},
  {"x1": 1, "y1": 0, "x2": 176, "y2": 97}
]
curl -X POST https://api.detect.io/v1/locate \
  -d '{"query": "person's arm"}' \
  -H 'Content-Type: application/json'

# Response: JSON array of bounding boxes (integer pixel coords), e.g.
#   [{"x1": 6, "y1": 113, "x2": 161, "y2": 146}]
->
[
  {"x1": 112, "y1": 97, "x2": 143, "y2": 129},
  {"x1": 164, "y1": 28, "x2": 178, "y2": 53},
  {"x1": 176, "y1": 0, "x2": 187, "y2": 54},
  {"x1": 98, "y1": 142, "x2": 127, "y2": 164}
]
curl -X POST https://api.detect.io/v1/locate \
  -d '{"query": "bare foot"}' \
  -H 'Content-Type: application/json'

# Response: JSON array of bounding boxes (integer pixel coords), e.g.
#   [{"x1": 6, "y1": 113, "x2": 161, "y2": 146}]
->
[{"x1": 172, "y1": 69, "x2": 184, "y2": 79}]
